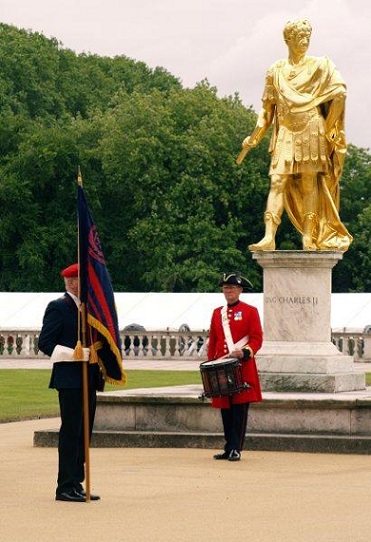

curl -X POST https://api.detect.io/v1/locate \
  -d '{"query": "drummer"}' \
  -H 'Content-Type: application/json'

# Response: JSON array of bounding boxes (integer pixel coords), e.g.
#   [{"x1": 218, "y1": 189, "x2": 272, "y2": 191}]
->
[{"x1": 207, "y1": 272, "x2": 263, "y2": 461}]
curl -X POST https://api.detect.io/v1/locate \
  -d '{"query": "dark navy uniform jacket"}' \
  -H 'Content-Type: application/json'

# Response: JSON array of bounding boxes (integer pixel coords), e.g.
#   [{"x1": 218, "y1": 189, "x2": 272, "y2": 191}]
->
[{"x1": 38, "y1": 293, "x2": 98, "y2": 389}]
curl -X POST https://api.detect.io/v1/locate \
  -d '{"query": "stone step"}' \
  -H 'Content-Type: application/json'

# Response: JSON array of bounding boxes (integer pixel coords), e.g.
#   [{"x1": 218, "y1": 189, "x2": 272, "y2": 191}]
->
[
  {"x1": 34, "y1": 385, "x2": 371, "y2": 455},
  {"x1": 92, "y1": 386, "x2": 371, "y2": 438},
  {"x1": 33, "y1": 428, "x2": 371, "y2": 454}
]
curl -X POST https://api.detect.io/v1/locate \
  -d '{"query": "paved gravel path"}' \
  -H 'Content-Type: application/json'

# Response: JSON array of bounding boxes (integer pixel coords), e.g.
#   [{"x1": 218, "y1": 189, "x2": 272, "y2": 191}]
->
[{"x1": 1, "y1": 417, "x2": 371, "y2": 542}]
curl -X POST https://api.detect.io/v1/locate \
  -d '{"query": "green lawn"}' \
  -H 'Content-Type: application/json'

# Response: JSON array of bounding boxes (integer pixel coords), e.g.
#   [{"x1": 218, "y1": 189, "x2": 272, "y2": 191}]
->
[
  {"x1": 1, "y1": 369, "x2": 370, "y2": 423},
  {"x1": 0, "y1": 369, "x2": 202, "y2": 423}
]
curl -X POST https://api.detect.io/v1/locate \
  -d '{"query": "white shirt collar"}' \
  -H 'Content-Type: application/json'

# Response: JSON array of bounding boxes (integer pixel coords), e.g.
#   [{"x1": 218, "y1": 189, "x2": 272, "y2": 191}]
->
[{"x1": 66, "y1": 291, "x2": 81, "y2": 308}]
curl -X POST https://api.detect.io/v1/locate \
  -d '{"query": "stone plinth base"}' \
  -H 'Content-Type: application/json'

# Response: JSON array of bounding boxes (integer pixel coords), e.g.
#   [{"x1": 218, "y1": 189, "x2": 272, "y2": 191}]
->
[
  {"x1": 363, "y1": 337, "x2": 371, "y2": 362},
  {"x1": 253, "y1": 251, "x2": 366, "y2": 393},
  {"x1": 259, "y1": 372, "x2": 365, "y2": 393},
  {"x1": 33, "y1": 385, "x2": 371, "y2": 454},
  {"x1": 257, "y1": 340, "x2": 365, "y2": 392}
]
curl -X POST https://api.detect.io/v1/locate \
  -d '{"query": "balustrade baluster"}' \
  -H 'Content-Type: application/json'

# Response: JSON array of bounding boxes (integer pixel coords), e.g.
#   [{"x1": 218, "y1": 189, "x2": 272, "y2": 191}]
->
[
  {"x1": 7, "y1": 335, "x2": 14, "y2": 355},
  {"x1": 161, "y1": 335, "x2": 170, "y2": 357},
  {"x1": 34, "y1": 335, "x2": 40, "y2": 355},
  {"x1": 15, "y1": 335, "x2": 23, "y2": 355},
  {"x1": 151, "y1": 336, "x2": 158, "y2": 357},
  {"x1": 344, "y1": 336, "x2": 350, "y2": 355}
]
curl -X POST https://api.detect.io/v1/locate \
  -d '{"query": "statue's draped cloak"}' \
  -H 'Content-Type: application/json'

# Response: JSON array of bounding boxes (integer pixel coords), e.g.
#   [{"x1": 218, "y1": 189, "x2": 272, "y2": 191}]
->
[{"x1": 263, "y1": 56, "x2": 352, "y2": 251}]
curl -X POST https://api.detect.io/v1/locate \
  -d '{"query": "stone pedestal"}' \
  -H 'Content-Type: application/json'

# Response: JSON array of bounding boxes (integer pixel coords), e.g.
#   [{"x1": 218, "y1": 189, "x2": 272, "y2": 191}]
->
[
  {"x1": 253, "y1": 251, "x2": 365, "y2": 392},
  {"x1": 363, "y1": 336, "x2": 371, "y2": 362}
]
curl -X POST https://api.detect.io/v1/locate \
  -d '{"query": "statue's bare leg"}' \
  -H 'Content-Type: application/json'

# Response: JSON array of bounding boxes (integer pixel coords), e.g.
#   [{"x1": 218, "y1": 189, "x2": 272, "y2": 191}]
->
[
  {"x1": 248, "y1": 174, "x2": 285, "y2": 251},
  {"x1": 301, "y1": 173, "x2": 318, "y2": 250}
]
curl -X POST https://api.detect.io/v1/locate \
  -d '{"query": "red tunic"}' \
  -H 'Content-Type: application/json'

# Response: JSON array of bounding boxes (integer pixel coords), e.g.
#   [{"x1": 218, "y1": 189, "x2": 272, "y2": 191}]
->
[{"x1": 207, "y1": 300, "x2": 263, "y2": 408}]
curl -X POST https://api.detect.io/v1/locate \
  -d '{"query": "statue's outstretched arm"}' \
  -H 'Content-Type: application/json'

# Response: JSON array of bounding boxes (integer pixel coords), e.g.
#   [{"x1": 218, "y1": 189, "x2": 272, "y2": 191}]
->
[{"x1": 236, "y1": 104, "x2": 275, "y2": 164}]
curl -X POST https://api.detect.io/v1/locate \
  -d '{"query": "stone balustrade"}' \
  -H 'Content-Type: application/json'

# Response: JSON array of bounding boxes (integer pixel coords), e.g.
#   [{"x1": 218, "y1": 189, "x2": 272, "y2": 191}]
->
[
  {"x1": 0, "y1": 330, "x2": 208, "y2": 360},
  {"x1": 0, "y1": 329, "x2": 370, "y2": 362}
]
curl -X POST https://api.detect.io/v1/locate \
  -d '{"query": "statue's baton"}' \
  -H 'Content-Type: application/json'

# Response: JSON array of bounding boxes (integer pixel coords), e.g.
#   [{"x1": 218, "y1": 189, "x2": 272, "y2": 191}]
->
[{"x1": 236, "y1": 146, "x2": 250, "y2": 165}]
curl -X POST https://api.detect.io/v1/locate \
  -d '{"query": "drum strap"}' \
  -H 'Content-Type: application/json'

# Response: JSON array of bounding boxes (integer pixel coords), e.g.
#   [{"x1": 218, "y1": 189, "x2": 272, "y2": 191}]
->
[{"x1": 221, "y1": 305, "x2": 249, "y2": 354}]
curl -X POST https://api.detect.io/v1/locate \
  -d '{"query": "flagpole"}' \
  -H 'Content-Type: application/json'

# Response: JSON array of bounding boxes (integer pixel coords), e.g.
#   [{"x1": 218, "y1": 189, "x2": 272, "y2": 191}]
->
[{"x1": 77, "y1": 167, "x2": 91, "y2": 503}]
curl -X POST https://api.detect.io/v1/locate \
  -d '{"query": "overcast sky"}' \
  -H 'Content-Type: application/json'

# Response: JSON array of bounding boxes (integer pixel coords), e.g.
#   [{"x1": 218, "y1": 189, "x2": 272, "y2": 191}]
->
[{"x1": 2, "y1": 0, "x2": 370, "y2": 148}]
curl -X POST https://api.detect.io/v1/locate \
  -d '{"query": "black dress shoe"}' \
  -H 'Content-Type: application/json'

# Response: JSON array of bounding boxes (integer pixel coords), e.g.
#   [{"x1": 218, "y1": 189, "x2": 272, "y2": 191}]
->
[
  {"x1": 56, "y1": 490, "x2": 86, "y2": 502},
  {"x1": 228, "y1": 450, "x2": 241, "y2": 461},
  {"x1": 77, "y1": 489, "x2": 100, "y2": 501},
  {"x1": 213, "y1": 451, "x2": 230, "y2": 460}
]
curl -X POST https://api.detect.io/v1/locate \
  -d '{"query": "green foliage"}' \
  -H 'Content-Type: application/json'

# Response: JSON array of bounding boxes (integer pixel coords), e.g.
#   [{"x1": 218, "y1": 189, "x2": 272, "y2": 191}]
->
[
  {"x1": 95, "y1": 84, "x2": 266, "y2": 291},
  {"x1": 332, "y1": 145, "x2": 371, "y2": 292},
  {"x1": 0, "y1": 23, "x2": 181, "y2": 119},
  {"x1": 0, "y1": 23, "x2": 369, "y2": 293}
]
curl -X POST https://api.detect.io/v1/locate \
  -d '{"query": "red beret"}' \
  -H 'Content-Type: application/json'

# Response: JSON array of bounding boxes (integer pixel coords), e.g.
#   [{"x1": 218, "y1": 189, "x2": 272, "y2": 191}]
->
[{"x1": 60, "y1": 263, "x2": 79, "y2": 278}]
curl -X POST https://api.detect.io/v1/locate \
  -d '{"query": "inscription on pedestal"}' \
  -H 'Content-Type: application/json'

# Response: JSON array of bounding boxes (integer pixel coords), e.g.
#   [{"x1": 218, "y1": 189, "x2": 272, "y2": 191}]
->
[{"x1": 266, "y1": 296, "x2": 318, "y2": 305}]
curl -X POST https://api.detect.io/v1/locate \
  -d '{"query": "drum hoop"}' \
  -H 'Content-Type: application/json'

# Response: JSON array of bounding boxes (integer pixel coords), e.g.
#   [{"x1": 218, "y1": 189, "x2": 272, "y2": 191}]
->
[{"x1": 200, "y1": 357, "x2": 239, "y2": 369}]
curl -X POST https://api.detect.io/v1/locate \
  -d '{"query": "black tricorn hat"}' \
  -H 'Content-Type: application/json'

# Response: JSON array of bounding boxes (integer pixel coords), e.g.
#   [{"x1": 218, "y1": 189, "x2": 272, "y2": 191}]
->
[{"x1": 218, "y1": 272, "x2": 253, "y2": 290}]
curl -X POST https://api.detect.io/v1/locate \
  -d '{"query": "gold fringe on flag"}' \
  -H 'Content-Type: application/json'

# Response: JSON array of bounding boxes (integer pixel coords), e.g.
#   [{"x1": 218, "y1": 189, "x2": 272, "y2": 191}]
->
[{"x1": 88, "y1": 314, "x2": 127, "y2": 386}]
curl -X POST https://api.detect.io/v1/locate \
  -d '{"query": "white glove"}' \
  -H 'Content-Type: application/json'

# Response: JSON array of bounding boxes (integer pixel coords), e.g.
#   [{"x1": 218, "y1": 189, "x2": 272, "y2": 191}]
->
[
  {"x1": 50, "y1": 345, "x2": 90, "y2": 362},
  {"x1": 82, "y1": 347, "x2": 90, "y2": 362},
  {"x1": 50, "y1": 345, "x2": 75, "y2": 362}
]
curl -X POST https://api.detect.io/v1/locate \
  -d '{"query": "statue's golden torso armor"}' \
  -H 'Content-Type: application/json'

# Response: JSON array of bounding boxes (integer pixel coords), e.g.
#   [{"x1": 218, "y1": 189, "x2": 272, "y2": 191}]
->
[{"x1": 270, "y1": 105, "x2": 328, "y2": 175}]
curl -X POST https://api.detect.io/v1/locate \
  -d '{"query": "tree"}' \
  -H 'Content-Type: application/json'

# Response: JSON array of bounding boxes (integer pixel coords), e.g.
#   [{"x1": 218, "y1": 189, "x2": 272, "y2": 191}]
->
[
  {"x1": 93, "y1": 83, "x2": 269, "y2": 291},
  {"x1": 332, "y1": 145, "x2": 371, "y2": 292}
]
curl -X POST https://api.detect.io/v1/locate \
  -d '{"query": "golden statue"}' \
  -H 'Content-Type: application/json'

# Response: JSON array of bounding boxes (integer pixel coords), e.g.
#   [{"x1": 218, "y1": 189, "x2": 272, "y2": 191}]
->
[{"x1": 237, "y1": 19, "x2": 353, "y2": 252}]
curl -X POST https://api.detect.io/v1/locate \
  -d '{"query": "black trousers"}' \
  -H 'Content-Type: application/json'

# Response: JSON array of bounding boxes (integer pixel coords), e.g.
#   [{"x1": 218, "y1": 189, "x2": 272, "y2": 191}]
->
[
  {"x1": 221, "y1": 402, "x2": 250, "y2": 453},
  {"x1": 56, "y1": 386, "x2": 96, "y2": 495}
]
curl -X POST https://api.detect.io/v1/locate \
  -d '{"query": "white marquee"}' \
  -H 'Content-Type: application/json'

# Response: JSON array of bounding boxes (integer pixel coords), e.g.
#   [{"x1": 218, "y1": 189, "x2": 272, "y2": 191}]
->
[{"x1": 0, "y1": 292, "x2": 370, "y2": 332}]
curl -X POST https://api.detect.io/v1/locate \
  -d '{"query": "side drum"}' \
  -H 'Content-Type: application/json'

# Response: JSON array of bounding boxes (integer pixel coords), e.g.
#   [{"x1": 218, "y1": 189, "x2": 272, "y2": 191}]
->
[{"x1": 199, "y1": 357, "x2": 249, "y2": 398}]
